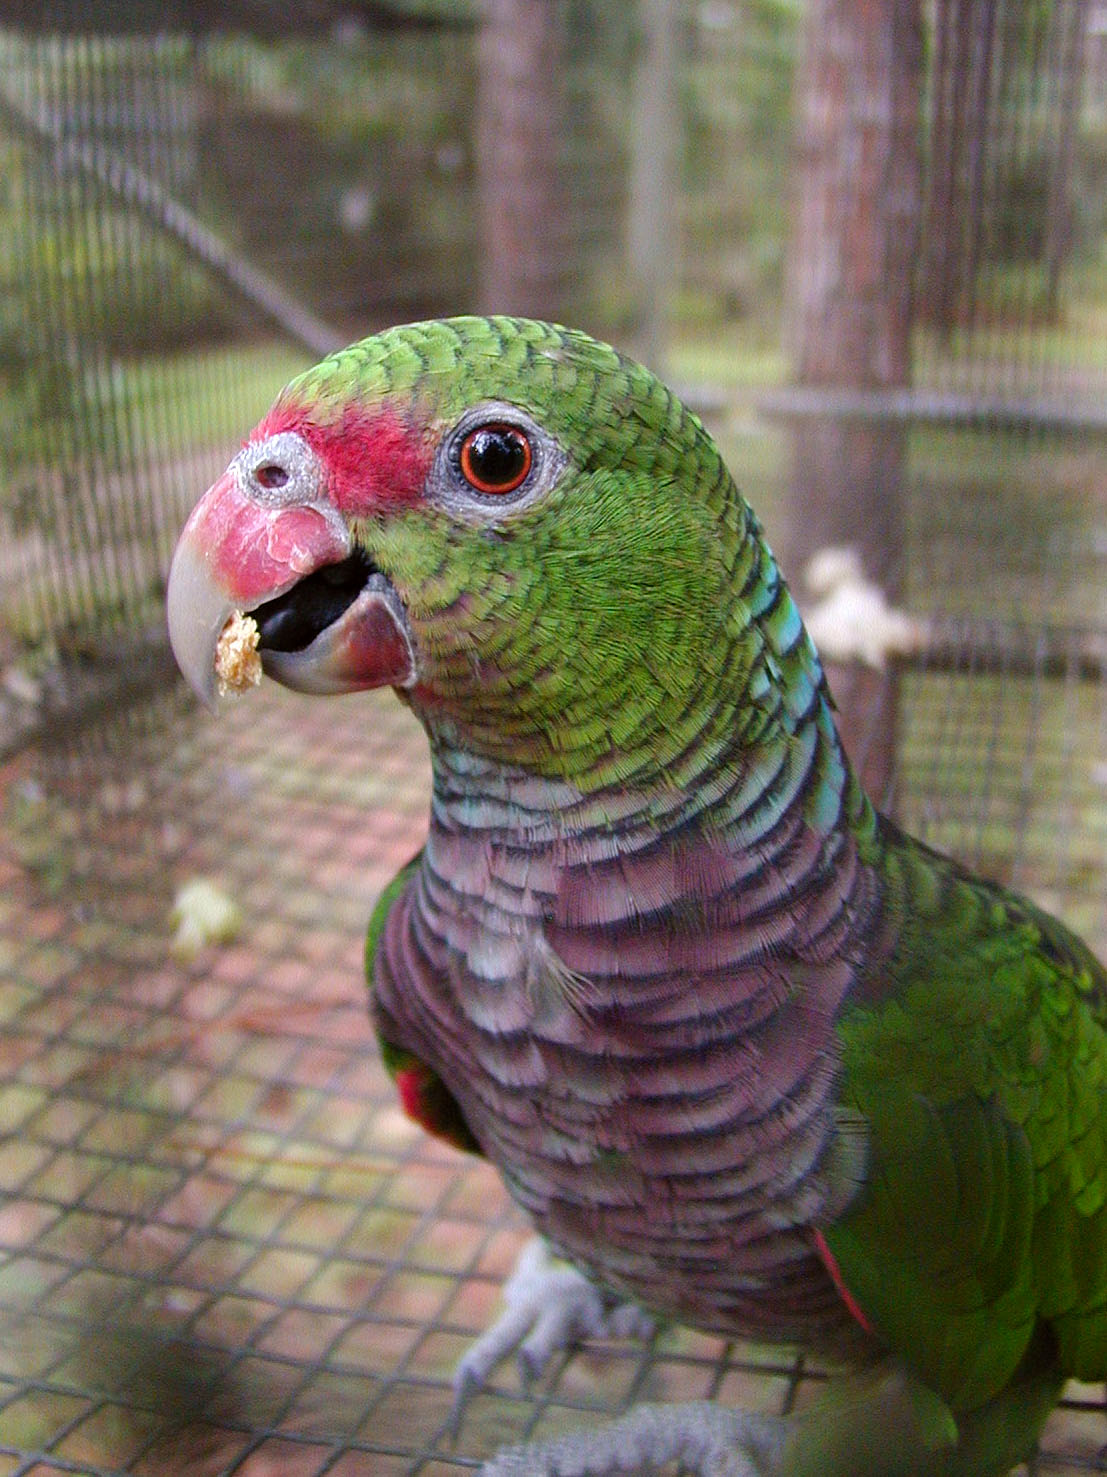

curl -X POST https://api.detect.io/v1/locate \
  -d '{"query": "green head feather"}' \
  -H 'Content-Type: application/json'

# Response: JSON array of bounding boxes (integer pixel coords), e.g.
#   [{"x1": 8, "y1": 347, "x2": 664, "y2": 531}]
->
[{"x1": 272, "y1": 317, "x2": 830, "y2": 796}]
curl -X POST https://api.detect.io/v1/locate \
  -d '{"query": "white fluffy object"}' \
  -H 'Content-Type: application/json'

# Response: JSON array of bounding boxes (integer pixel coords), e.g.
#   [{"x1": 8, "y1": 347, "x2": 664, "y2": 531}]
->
[
  {"x1": 169, "y1": 877, "x2": 243, "y2": 961},
  {"x1": 804, "y1": 546, "x2": 925, "y2": 670}
]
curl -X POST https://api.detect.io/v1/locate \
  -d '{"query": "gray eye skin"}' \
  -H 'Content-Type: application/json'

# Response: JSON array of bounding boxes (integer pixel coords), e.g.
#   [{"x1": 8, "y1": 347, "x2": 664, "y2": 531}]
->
[
  {"x1": 232, "y1": 431, "x2": 324, "y2": 508},
  {"x1": 436, "y1": 403, "x2": 567, "y2": 517}
]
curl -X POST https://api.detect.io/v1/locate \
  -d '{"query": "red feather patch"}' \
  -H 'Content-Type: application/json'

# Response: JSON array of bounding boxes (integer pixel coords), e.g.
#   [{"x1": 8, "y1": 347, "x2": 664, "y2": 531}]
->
[
  {"x1": 382, "y1": 1045, "x2": 480, "y2": 1155},
  {"x1": 394, "y1": 1063, "x2": 436, "y2": 1132},
  {"x1": 256, "y1": 399, "x2": 433, "y2": 515},
  {"x1": 812, "y1": 1227, "x2": 875, "y2": 1334}
]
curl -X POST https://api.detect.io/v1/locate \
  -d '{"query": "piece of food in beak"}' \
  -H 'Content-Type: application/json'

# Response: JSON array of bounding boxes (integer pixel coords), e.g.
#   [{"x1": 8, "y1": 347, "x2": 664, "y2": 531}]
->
[
  {"x1": 166, "y1": 486, "x2": 416, "y2": 707},
  {"x1": 214, "y1": 612, "x2": 263, "y2": 697}
]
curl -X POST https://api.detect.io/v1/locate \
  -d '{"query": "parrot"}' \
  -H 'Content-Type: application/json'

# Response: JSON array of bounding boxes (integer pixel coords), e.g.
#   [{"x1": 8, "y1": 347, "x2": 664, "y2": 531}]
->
[{"x1": 166, "y1": 315, "x2": 1107, "y2": 1477}]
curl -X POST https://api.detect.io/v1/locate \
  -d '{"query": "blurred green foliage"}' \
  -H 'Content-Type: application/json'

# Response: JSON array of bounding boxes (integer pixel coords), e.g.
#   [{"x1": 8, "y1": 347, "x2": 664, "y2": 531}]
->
[
  {"x1": 679, "y1": 0, "x2": 801, "y2": 322},
  {"x1": 2, "y1": 3, "x2": 1107, "y2": 517}
]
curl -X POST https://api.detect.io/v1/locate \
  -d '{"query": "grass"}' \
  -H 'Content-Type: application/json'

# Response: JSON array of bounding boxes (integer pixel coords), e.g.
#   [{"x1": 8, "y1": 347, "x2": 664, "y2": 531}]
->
[
  {"x1": 898, "y1": 668, "x2": 1107, "y2": 955},
  {"x1": 4, "y1": 308, "x2": 1106, "y2": 648},
  {"x1": 667, "y1": 320, "x2": 787, "y2": 397},
  {"x1": 905, "y1": 423, "x2": 1107, "y2": 628},
  {"x1": 105, "y1": 341, "x2": 314, "y2": 460},
  {"x1": 6, "y1": 340, "x2": 313, "y2": 474}
]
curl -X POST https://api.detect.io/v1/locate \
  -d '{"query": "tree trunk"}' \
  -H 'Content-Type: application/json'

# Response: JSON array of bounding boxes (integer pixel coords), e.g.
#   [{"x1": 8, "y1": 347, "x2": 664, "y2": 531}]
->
[
  {"x1": 475, "y1": 0, "x2": 571, "y2": 319},
  {"x1": 627, "y1": 0, "x2": 679, "y2": 372},
  {"x1": 784, "y1": 0, "x2": 924, "y2": 806},
  {"x1": 1045, "y1": 2, "x2": 1089, "y2": 319},
  {"x1": 922, "y1": 0, "x2": 999, "y2": 336}
]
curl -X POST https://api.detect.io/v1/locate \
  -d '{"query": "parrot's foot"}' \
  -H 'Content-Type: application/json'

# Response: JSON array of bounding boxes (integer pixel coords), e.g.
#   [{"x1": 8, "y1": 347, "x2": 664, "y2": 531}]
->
[
  {"x1": 479, "y1": 1400, "x2": 786, "y2": 1477},
  {"x1": 451, "y1": 1237, "x2": 654, "y2": 1431}
]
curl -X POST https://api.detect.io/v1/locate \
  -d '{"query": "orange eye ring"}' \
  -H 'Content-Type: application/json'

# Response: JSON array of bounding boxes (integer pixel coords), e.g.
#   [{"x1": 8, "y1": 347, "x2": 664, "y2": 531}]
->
[{"x1": 458, "y1": 423, "x2": 533, "y2": 496}]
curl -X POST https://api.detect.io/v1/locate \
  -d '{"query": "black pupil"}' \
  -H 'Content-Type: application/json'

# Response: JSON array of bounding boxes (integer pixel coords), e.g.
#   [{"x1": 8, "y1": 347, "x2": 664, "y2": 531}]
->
[{"x1": 467, "y1": 428, "x2": 526, "y2": 487}]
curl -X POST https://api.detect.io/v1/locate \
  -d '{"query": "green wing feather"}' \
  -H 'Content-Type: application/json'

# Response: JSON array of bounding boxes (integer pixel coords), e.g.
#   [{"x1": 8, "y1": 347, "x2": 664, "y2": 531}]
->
[
  {"x1": 366, "y1": 852, "x2": 482, "y2": 1156},
  {"x1": 827, "y1": 821, "x2": 1107, "y2": 1411},
  {"x1": 364, "y1": 851, "x2": 420, "y2": 986}
]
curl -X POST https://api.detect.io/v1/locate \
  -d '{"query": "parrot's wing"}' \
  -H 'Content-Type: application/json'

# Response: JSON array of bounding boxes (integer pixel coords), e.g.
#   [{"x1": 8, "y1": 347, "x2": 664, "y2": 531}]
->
[
  {"x1": 825, "y1": 844, "x2": 1107, "y2": 1412},
  {"x1": 821, "y1": 1089, "x2": 1038, "y2": 1411},
  {"x1": 367, "y1": 851, "x2": 482, "y2": 1156}
]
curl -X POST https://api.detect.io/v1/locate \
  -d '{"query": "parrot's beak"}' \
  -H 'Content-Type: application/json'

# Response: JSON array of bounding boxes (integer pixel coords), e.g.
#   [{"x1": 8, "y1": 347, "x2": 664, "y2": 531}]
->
[{"x1": 166, "y1": 466, "x2": 416, "y2": 708}]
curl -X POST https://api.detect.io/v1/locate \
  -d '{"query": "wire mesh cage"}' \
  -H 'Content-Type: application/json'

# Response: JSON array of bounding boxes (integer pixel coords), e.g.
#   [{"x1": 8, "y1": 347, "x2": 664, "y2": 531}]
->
[
  {"x1": 5, "y1": 679, "x2": 1107, "y2": 1476},
  {"x1": 3, "y1": 2, "x2": 1107, "y2": 1474}
]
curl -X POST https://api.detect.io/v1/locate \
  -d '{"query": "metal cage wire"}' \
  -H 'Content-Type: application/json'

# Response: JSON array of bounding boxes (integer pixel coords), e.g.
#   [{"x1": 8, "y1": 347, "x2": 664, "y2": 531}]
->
[
  {"x1": 1, "y1": 671, "x2": 1105, "y2": 1476},
  {"x1": 3, "y1": 2, "x2": 1107, "y2": 1473}
]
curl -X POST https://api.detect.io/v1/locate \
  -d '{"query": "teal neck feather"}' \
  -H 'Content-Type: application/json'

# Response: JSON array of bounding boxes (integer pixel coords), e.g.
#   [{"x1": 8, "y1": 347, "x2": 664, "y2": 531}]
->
[
  {"x1": 425, "y1": 641, "x2": 875, "y2": 876},
  {"x1": 412, "y1": 481, "x2": 877, "y2": 864},
  {"x1": 406, "y1": 491, "x2": 867, "y2": 838}
]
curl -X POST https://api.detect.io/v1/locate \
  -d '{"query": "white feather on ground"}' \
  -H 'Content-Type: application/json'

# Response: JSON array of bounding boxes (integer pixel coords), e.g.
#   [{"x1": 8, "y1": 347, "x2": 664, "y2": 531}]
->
[{"x1": 169, "y1": 877, "x2": 243, "y2": 961}]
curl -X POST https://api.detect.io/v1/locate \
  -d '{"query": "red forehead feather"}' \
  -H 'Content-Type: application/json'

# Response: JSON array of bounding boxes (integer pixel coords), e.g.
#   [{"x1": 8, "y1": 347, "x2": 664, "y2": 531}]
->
[{"x1": 254, "y1": 399, "x2": 433, "y2": 515}]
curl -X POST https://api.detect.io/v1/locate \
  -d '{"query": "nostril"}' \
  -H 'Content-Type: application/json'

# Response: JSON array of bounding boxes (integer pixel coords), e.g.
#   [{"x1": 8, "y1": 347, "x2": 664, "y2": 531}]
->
[{"x1": 255, "y1": 463, "x2": 289, "y2": 490}]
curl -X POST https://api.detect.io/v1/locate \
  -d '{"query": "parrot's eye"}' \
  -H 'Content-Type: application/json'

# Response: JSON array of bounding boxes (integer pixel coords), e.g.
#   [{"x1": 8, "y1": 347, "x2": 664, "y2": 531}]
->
[
  {"x1": 255, "y1": 462, "x2": 289, "y2": 490},
  {"x1": 458, "y1": 424, "x2": 533, "y2": 496}
]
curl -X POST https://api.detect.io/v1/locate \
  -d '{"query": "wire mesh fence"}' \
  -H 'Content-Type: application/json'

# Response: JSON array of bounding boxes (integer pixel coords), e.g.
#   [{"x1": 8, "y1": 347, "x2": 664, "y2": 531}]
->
[
  {"x1": 4, "y1": 1, "x2": 1107, "y2": 1473},
  {"x1": 1, "y1": 673, "x2": 1106, "y2": 1477},
  {"x1": 4, "y1": 1, "x2": 1107, "y2": 694},
  {"x1": 2, "y1": 666, "x2": 1107, "y2": 1476}
]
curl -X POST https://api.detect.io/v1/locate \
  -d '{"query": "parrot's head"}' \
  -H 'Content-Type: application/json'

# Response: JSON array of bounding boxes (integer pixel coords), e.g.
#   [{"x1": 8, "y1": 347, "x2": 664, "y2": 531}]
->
[{"x1": 168, "y1": 316, "x2": 806, "y2": 784}]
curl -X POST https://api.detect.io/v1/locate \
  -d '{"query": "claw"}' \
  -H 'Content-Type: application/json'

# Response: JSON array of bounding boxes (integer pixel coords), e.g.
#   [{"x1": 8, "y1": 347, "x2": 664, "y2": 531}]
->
[
  {"x1": 606, "y1": 1300, "x2": 657, "y2": 1342},
  {"x1": 449, "y1": 1299, "x2": 539, "y2": 1436},
  {"x1": 446, "y1": 1368, "x2": 483, "y2": 1442},
  {"x1": 449, "y1": 1238, "x2": 654, "y2": 1438}
]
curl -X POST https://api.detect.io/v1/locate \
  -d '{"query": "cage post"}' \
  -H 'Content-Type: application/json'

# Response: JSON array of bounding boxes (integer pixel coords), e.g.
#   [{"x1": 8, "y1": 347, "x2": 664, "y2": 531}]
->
[
  {"x1": 627, "y1": 0, "x2": 678, "y2": 373},
  {"x1": 783, "y1": 0, "x2": 924, "y2": 804},
  {"x1": 475, "y1": 0, "x2": 571, "y2": 320}
]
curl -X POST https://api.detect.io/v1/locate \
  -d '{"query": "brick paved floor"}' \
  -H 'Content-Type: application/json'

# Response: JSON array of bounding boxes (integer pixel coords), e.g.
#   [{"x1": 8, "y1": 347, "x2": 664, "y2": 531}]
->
[{"x1": 1, "y1": 680, "x2": 1105, "y2": 1474}]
